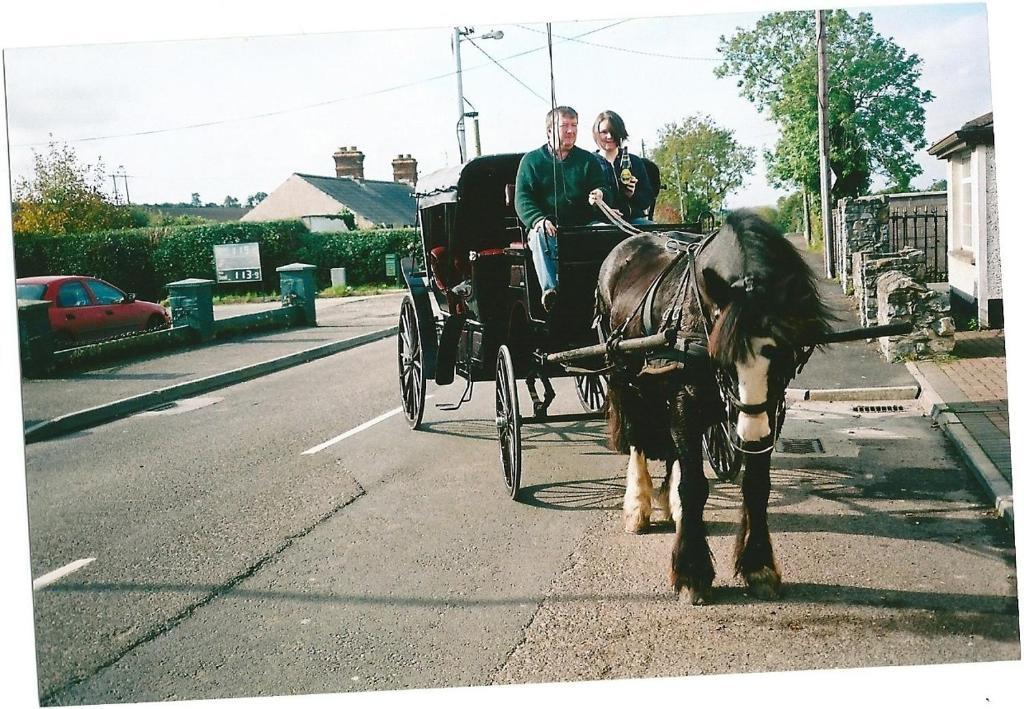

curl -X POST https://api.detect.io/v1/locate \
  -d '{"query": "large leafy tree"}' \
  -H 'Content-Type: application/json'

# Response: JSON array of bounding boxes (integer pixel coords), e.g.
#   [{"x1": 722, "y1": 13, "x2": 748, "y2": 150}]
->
[
  {"x1": 715, "y1": 10, "x2": 933, "y2": 199},
  {"x1": 12, "y1": 141, "x2": 136, "y2": 235},
  {"x1": 651, "y1": 113, "x2": 755, "y2": 222}
]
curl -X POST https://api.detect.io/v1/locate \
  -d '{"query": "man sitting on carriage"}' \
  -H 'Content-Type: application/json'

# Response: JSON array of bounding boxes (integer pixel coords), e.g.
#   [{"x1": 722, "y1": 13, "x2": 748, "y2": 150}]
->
[{"x1": 514, "y1": 105, "x2": 609, "y2": 311}]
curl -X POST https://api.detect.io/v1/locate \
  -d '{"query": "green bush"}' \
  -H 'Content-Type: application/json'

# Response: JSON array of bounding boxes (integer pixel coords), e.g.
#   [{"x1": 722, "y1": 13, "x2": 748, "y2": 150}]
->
[{"x1": 13, "y1": 221, "x2": 419, "y2": 301}]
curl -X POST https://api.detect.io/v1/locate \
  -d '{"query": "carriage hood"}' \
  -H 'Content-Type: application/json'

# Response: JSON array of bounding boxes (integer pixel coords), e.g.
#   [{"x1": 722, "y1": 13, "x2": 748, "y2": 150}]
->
[{"x1": 414, "y1": 153, "x2": 524, "y2": 210}]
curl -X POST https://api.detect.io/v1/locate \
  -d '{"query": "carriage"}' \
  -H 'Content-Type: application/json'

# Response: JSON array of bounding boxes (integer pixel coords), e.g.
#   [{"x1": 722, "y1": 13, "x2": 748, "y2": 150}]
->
[
  {"x1": 396, "y1": 152, "x2": 750, "y2": 499},
  {"x1": 397, "y1": 151, "x2": 912, "y2": 603}
]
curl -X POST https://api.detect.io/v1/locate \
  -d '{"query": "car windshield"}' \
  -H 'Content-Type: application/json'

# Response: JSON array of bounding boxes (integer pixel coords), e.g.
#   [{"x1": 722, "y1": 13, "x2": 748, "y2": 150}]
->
[{"x1": 16, "y1": 283, "x2": 47, "y2": 300}]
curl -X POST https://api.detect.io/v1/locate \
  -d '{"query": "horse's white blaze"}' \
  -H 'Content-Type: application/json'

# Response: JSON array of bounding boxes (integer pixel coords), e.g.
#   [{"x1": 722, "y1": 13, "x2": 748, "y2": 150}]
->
[
  {"x1": 623, "y1": 446, "x2": 653, "y2": 532},
  {"x1": 734, "y1": 336, "x2": 775, "y2": 442}
]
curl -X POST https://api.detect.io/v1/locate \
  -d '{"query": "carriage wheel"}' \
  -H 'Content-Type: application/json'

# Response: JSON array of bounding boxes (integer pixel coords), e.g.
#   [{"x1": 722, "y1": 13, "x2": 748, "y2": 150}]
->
[
  {"x1": 495, "y1": 344, "x2": 522, "y2": 500},
  {"x1": 703, "y1": 417, "x2": 743, "y2": 483},
  {"x1": 574, "y1": 373, "x2": 608, "y2": 413},
  {"x1": 398, "y1": 296, "x2": 426, "y2": 429}
]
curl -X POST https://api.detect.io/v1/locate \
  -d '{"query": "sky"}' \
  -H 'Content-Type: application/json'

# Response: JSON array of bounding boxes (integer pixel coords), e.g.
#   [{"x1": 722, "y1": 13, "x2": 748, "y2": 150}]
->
[
  {"x1": 0, "y1": 1, "x2": 994, "y2": 209},
  {"x1": 1, "y1": 2, "x2": 1022, "y2": 709}
]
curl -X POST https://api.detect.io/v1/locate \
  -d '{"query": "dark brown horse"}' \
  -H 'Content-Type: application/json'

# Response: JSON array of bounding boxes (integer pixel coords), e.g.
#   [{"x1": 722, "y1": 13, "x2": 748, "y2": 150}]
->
[{"x1": 596, "y1": 209, "x2": 834, "y2": 604}]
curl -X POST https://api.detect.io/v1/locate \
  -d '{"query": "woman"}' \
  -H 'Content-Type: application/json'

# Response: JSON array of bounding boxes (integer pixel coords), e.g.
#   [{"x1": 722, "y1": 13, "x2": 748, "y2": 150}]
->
[{"x1": 592, "y1": 110, "x2": 654, "y2": 224}]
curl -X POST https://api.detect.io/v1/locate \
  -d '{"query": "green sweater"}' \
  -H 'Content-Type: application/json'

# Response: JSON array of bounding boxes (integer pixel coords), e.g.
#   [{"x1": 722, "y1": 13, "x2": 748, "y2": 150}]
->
[{"x1": 514, "y1": 144, "x2": 609, "y2": 229}]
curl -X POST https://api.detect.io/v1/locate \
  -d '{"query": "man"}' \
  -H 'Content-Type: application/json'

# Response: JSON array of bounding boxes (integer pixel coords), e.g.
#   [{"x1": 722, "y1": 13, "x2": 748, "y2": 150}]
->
[{"x1": 515, "y1": 106, "x2": 608, "y2": 311}]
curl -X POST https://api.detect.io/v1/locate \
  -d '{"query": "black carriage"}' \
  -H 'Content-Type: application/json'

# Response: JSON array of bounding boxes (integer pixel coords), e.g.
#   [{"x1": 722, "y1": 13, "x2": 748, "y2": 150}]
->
[{"x1": 399, "y1": 153, "x2": 691, "y2": 496}]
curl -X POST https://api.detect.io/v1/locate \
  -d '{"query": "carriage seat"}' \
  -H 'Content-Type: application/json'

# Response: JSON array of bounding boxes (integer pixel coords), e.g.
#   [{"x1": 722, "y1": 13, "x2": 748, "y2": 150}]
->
[{"x1": 429, "y1": 246, "x2": 468, "y2": 292}]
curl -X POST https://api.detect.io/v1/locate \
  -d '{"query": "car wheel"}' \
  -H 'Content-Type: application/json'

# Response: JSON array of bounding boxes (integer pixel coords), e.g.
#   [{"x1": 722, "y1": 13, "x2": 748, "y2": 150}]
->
[{"x1": 145, "y1": 315, "x2": 168, "y2": 332}]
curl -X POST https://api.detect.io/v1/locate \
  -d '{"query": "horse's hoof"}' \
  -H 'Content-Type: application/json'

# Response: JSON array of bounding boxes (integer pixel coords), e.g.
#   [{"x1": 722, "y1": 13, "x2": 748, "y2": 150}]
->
[
  {"x1": 744, "y1": 567, "x2": 781, "y2": 600},
  {"x1": 622, "y1": 509, "x2": 651, "y2": 534},
  {"x1": 687, "y1": 586, "x2": 712, "y2": 606}
]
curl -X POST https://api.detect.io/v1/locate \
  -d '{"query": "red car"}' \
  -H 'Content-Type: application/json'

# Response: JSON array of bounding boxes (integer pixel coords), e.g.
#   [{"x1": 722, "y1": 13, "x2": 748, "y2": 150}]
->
[{"x1": 16, "y1": 275, "x2": 171, "y2": 346}]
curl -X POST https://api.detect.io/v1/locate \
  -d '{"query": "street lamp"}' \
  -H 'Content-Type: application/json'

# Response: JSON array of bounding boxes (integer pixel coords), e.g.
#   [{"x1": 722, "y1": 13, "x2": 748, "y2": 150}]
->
[{"x1": 453, "y1": 27, "x2": 504, "y2": 162}]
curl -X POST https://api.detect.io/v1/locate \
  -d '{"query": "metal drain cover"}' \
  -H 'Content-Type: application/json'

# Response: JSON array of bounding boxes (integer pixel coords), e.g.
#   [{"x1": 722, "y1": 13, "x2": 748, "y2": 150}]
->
[
  {"x1": 851, "y1": 404, "x2": 905, "y2": 414},
  {"x1": 778, "y1": 438, "x2": 824, "y2": 454}
]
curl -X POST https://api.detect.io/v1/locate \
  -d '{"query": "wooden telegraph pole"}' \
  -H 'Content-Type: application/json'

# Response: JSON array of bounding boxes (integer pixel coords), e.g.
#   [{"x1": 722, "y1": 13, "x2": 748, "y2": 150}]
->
[{"x1": 816, "y1": 9, "x2": 836, "y2": 278}]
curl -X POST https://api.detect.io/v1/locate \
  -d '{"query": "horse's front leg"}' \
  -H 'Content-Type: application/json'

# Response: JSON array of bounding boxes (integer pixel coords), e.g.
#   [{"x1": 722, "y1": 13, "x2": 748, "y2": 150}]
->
[
  {"x1": 669, "y1": 425, "x2": 715, "y2": 604},
  {"x1": 623, "y1": 446, "x2": 653, "y2": 533},
  {"x1": 734, "y1": 451, "x2": 781, "y2": 599}
]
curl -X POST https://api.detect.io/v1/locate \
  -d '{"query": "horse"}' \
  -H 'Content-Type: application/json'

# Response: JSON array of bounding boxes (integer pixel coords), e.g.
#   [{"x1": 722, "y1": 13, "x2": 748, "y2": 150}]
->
[{"x1": 595, "y1": 209, "x2": 834, "y2": 604}]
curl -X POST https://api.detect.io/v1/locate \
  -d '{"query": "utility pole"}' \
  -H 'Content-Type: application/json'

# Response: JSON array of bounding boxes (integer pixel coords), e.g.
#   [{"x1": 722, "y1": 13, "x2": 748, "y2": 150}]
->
[
  {"x1": 816, "y1": 9, "x2": 836, "y2": 278},
  {"x1": 466, "y1": 112, "x2": 482, "y2": 158},
  {"x1": 453, "y1": 27, "x2": 503, "y2": 163},
  {"x1": 118, "y1": 166, "x2": 131, "y2": 206},
  {"x1": 453, "y1": 27, "x2": 467, "y2": 162},
  {"x1": 111, "y1": 175, "x2": 121, "y2": 205}
]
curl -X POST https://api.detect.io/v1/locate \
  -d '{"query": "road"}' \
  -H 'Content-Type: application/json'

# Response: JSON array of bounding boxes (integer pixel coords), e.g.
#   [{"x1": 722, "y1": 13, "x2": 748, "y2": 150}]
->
[{"x1": 22, "y1": 335, "x2": 1020, "y2": 705}]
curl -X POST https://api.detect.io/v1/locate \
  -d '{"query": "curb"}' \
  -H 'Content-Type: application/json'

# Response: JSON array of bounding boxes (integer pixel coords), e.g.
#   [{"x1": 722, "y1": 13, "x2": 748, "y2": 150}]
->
[
  {"x1": 24, "y1": 326, "x2": 398, "y2": 444},
  {"x1": 904, "y1": 361, "x2": 1014, "y2": 525},
  {"x1": 786, "y1": 384, "x2": 921, "y2": 402}
]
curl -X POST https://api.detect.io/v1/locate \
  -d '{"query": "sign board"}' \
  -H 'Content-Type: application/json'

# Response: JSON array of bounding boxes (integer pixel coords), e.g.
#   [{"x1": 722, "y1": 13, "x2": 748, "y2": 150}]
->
[
  {"x1": 384, "y1": 253, "x2": 399, "y2": 278},
  {"x1": 214, "y1": 242, "x2": 262, "y2": 283}
]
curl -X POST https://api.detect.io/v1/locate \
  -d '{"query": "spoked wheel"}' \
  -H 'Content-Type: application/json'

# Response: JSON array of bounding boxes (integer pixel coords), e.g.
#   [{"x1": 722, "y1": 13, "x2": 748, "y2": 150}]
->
[
  {"x1": 574, "y1": 373, "x2": 608, "y2": 413},
  {"x1": 703, "y1": 417, "x2": 743, "y2": 483},
  {"x1": 398, "y1": 296, "x2": 426, "y2": 429},
  {"x1": 495, "y1": 344, "x2": 522, "y2": 500}
]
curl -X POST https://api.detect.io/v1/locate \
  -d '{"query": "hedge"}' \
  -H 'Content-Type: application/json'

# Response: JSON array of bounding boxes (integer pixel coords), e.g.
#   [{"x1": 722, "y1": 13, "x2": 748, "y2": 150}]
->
[{"x1": 14, "y1": 221, "x2": 419, "y2": 301}]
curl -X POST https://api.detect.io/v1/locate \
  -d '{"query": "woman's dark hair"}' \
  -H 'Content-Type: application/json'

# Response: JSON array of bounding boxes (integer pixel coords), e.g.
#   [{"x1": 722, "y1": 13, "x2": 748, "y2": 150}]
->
[{"x1": 592, "y1": 110, "x2": 629, "y2": 146}]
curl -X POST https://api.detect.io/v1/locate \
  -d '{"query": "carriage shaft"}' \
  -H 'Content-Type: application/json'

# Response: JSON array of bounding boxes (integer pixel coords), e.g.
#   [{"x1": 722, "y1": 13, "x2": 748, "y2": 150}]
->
[{"x1": 545, "y1": 331, "x2": 673, "y2": 364}]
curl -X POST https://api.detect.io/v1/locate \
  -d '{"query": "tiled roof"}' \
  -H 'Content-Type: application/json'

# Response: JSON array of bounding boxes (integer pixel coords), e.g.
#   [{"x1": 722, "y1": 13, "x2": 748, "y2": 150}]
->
[{"x1": 296, "y1": 173, "x2": 416, "y2": 226}]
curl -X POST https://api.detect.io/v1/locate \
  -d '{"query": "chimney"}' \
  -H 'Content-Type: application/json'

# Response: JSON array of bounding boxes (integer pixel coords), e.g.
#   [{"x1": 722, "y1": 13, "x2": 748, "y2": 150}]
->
[
  {"x1": 392, "y1": 154, "x2": 418, "y2": 187},
  {"x1": 333, "y1": 146, "x2": 365, "y2": 181}
]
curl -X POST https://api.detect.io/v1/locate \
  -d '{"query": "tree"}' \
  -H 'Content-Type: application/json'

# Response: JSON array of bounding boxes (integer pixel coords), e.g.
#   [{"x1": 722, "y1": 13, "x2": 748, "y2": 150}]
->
[
  {"x1": 190, "y1": 192, "x2": 202, "y2": 207},
  {"x1": 651, "y1": 114, "x2": 755, "y2": 222},
  {"x1": 12, "y1": 140, "x2": 136, "y2": 235},
  {"x1": 223, "y1": 195, "x2": 240, "y2": 208},
  {"x1": 245, "y1": 192, "x2": 268, "y2": 208},
  {"x1": 715, "y1": 10, "x2": 934, "y2": 199}
]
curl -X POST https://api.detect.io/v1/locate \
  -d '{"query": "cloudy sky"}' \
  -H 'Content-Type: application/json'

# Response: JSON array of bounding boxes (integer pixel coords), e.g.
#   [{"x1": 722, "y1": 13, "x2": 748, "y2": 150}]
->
[{"x1": 1, "y1": 0, "x2": 995, "y2": 210}]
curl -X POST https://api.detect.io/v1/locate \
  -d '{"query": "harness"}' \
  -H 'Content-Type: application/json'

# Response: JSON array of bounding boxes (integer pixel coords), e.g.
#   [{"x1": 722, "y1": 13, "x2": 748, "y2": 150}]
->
[{"x1": 592, "y1": 199, "x2": 780, "y2": 455}]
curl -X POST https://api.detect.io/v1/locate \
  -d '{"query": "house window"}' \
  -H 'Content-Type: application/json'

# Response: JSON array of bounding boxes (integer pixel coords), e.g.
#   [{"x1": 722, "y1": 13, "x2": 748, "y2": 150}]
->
[{"x1": 955, "y1": 151, "x2": 974, "y2": 250}]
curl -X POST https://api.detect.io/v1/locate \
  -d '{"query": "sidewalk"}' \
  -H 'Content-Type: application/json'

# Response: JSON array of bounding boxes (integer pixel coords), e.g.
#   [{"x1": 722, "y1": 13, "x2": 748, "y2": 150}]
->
[
  {"x1": 789, "y1": 235, "x2": 1012, "y2": 522},
  {"x1": 906, "y1": 329, "x2": 1014, "y2": 523},
  {"x1": 20, "y1": 293, "x2": 404, "y2": 441}
]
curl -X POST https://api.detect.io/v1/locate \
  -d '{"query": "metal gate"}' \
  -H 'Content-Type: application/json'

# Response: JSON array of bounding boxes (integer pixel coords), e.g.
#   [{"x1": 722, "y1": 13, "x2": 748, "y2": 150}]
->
[{"x1": 888, "y1": 206, "x2": 947, "y2": 282}]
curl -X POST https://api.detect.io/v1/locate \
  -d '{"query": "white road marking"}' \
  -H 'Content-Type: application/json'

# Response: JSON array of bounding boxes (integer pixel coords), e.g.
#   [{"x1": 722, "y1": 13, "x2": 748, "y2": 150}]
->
[
  {"x1": 33, "y1": 558, "x2": 96, "y2": 591},
  {"x1": 301, "y1": 397, "x2": 432, "y2": 456}
]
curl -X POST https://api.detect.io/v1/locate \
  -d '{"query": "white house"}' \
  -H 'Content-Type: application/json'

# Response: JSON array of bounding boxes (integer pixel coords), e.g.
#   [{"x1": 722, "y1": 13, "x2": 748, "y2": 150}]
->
[
  {"x1": 927, "y1": 112, "x2": 1001, "y2": 327},
  {"x1": 242, "y1": 148, "x2": 418, "y2": 230}
]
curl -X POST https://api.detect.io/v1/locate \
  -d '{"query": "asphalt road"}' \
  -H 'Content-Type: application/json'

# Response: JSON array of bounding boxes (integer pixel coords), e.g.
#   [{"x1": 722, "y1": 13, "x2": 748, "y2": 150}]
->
[{"x1": 23, "y1": 336, "x2": 1020, "y2": 705}]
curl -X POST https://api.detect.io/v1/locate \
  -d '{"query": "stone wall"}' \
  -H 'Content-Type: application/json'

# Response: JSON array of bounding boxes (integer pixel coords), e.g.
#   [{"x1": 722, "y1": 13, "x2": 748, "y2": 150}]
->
[
  {"x1": 836, "y1": 195, "x2": 889, "y2": 294},
  {"x1": 876, "y1": 271, "x2": 955, "y2": 362},
  {"x1": 854, "y1": 248, "x2": 926, "y2": 327}
]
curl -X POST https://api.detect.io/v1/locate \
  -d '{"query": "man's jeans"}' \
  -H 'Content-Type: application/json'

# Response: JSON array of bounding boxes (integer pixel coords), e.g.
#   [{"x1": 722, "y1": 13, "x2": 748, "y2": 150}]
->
[{"x1": 527, "y1": 222, "x2": 558, "y2": 292}]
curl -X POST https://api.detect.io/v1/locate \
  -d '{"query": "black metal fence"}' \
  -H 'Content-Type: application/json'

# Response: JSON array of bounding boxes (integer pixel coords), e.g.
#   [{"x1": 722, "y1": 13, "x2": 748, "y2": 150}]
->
[{"x1": 888, "y1": 206, "x2": 947, "y2": 282}]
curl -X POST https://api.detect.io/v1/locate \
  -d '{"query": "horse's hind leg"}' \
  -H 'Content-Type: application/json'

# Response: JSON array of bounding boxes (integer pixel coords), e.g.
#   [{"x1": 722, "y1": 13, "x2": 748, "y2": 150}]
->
[
  {"x1": 670, "y1": 427, "x2": 715, "y2": 604},
  {"x1": 623, "y1": 446, "x2": 653, "y2": 533},
  {"x1": 734, "y1": 451, "x2": 781, "y2": 599}
]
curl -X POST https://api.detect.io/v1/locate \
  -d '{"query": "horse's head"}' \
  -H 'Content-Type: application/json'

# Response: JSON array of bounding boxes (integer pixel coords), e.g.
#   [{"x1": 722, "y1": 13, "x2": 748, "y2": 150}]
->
[{"x1": 697, "y1": 210, "x2": 834, "y2": 449}]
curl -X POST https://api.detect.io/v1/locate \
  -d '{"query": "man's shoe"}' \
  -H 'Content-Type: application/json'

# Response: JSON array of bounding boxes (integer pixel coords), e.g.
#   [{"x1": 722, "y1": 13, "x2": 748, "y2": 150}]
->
[{"x1": 542, "y1": 288, "x2": 558, "y2": 312}]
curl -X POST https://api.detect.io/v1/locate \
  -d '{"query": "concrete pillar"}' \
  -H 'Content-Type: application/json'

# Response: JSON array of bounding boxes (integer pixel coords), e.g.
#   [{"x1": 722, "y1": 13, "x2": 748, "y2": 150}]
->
[
  {"x1": 17, "y1": 299, "x2": 54, "y2": 377},
  {"x1": 278, "y1": 263, "x2": 318, "y2": 325},
  {"x1": 167, "y1": 278, "x2": 215, "y2": 341}
]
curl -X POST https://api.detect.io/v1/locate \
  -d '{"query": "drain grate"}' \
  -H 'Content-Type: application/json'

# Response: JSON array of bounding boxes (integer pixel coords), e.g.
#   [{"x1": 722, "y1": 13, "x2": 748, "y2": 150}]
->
[
  {"x1": 852, "y1": 404, "x2": 905, "y2": 414},
  {"x1": 778, "y1": 438, "x2": 824, "y2": 454}
]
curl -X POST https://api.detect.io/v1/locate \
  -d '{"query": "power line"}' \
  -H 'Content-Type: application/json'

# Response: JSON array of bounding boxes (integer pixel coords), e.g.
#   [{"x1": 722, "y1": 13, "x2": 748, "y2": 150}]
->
[
  {"x1": 466, "y1": 35, "x2": 546, "y2": 102},
  {"x1": 12, "y1": 21, "x2": 634, "y2": 149},
  {"x1": 513, "y1": 22, "x2": 722, "y2": 61}
]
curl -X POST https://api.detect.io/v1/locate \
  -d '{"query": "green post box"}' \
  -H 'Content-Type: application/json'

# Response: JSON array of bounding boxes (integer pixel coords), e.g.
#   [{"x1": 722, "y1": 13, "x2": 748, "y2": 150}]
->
[
  {"x1": 17, "y1": 299, "x2": 54, "y2": 377},
  {"x1": 167, "y1": 278, "x2": 215, "y2": 341},
  {"x1": 277, "y1": 263, "x2": 318, "y2": 326}
]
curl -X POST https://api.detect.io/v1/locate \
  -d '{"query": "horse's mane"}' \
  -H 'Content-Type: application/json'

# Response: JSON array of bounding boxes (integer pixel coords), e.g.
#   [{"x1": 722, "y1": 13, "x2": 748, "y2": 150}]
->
[{"x1": 707, "y1": 210, "x2": 835, "y2": 365}]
